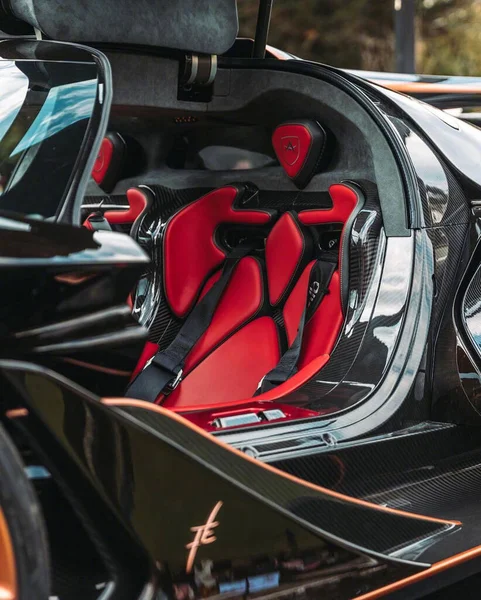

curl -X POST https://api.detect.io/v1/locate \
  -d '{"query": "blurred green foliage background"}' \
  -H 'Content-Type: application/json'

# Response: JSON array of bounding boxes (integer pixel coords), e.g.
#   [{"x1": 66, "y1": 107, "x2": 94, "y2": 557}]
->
[{"x1": 238, "y1": 0, "x2": 481, "y2": 75}]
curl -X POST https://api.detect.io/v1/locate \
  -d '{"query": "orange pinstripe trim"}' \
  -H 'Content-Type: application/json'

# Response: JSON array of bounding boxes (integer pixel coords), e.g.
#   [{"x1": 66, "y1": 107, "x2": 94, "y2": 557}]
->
[
  {"x1": 5, "y1": 408, "x2": 28, "y2": 419},
  {"x1": 54, "y1": 272, "x2": 98, "y2": 285},
  {"x1": 62, "y1": 357, "x2": 131, "y2": 376},
  {"x1": 372, "y1": 80, "x2": 481, "y2": 95},
  {"x1": 356, "y1": 544, "x2": 481, "y2": 599},
  {"x1": 0, "y1": 508, "x2": 16, "y2": 600},
  {"x1": 102, "y1": 399, "x2": 461, "y2": 527}
]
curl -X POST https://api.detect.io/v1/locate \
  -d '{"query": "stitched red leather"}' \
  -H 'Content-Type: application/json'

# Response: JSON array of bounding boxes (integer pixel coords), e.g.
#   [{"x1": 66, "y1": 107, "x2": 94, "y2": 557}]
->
[
  {"x1": 129, "y1": 182, "x2": 356, "y2": 416},
  {"x1": 164, "y1": 186, "x2": 271, "y2": 318},
  {"x1": 92, "y1": 137, "x2": 114, "y2": 185},
  {"x1": 272, "y1": 124, "x2": 313, "y2": 179},
  {"x1": 163, "y1": 317, "x2": 280, "y2": 409},
  {"x1": 183, "y1": 257, "x2": 264, "y2": 373},
  {"x1": 299, "y1": 183, "x2": 358, "y2": 225},
  {"x1": 266, "y1": 212, "x2": 306, "y2": 306},
  {"x1": 172, "y1": 353, "x2": 330, "y2": 412},
  {"x1": 104, "y1": 188, "x2": 148, "y2": 225},
  {"x1": 131, "y1": 258, "x2": 264, "y2": 388}
]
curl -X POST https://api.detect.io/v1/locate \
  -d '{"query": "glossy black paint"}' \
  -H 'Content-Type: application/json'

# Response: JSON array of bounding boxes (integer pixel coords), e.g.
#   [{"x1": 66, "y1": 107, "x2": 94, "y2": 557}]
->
[
  {"x1": 1, "y1": 361, "x2": 454, "y2": 599},
  {"x1": 0, "y1": 213, "x2": 149, "y2": 397},
  {"x1": 378, "y1": 100, "x2": 474, "y2": 426},
  {"x1": 270, "y1": 421, "x2": 481, "y2": 563},
  {"x1": 2, "y1": 36, "x2": 481, "y2": 600},
  {"x1": 215, "y1": 62, "x2": 475, "y2": 453},
  {"x1": 374, "y1": 84, "x2": 481, "y2": 193}
]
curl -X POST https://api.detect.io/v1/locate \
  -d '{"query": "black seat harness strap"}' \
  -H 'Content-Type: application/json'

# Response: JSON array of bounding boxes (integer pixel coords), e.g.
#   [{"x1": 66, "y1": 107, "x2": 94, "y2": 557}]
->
[
  {"x1": 257, "y1": 258, "x2": 336, "y2": 395},
  {"x1": 126, "y1": 242, "x2": 254, "y2": 402}
]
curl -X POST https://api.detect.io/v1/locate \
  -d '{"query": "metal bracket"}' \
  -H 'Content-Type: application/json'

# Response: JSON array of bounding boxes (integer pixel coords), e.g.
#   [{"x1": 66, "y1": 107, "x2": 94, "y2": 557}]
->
[{"x1": 180, "y1": 53, "x2": 217, "y2": 88}]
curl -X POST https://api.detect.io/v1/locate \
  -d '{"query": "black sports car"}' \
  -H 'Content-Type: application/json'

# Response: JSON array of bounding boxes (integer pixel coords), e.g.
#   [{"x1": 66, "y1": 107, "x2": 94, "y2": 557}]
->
[{"x1": 2, "y1": 1, "x2": 481, "y2": 600}]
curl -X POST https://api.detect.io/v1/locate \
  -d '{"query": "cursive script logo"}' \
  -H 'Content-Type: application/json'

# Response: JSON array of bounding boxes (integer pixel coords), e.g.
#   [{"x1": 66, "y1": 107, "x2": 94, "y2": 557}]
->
[{"x1": 185, "y1": 501, "x2": 223, "y2": 573}]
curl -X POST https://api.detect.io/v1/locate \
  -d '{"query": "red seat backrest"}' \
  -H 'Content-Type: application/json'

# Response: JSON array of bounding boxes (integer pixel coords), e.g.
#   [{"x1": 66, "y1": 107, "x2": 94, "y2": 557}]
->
[{"x1": 162, "y1": 185, "x2": 275, "y2": 318}]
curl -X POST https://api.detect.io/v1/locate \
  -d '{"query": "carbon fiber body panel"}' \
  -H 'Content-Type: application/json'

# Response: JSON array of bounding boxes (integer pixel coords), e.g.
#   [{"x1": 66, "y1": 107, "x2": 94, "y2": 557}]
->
[{"x1": 2, "y1": 362, "x2": 431, "y2": 600}]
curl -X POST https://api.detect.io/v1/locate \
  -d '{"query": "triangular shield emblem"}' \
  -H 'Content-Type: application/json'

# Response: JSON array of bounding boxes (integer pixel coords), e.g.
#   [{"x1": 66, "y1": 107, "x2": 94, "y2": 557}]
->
[{"x1": 281, "y1": 135, "x2": 300, "y2": 166}]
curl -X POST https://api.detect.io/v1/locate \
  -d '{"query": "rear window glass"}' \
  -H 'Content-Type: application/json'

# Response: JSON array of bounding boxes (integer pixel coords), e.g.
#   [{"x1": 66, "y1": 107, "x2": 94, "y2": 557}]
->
[{"x1": 0, "y1": 59, "x2": 98, "y2": 219}]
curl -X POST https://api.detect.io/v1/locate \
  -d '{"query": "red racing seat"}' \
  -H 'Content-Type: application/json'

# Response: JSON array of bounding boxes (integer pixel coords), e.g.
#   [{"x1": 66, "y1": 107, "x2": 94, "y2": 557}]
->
[
  {"x1": 127, "y1": 119, "x2": 364, "y2": 411},
  {"x1": 128, "y1": 182, "x2": 364, "y2": 411}
]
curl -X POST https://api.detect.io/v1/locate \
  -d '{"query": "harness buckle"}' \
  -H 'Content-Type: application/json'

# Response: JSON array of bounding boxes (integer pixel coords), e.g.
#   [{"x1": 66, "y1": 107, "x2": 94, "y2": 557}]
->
[
  {"x1": 163, "y1": 368, "x2": 183, "y2": 395},
  {"x1": 142, "y1": 356, "x2": 183, "y2": 396}
]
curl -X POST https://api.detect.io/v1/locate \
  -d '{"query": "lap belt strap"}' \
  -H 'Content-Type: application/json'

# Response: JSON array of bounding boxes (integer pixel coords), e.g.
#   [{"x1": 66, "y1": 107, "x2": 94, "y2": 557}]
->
[
  {"x1": 126, "y1": 243, "x2": 254, "y2": 402},
  {"x1": 257, "y1": 259, "x2": 336, "y2": 395}
]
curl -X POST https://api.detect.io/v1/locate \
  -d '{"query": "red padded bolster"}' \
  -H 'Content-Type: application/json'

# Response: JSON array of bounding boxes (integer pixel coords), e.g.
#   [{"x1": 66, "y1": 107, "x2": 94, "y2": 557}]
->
[
  {"x1": 164, "y1": 186, "x2": 272, "y2": 318},
  {"x1": 104, "y1": 188, "x2": 148, "y2": 225},
  {"x1": 172, "y1": 353, "x2": 330, "y2": 413},
  {"x1": 265, "y1": 211, "x2": 310, "y2": 306},
  {"x1": 163, "y1": 317, "x2": 281, "y2": 409},
  {"x1": 299, "y1": 183, "x2": 358, "y2": 225}
]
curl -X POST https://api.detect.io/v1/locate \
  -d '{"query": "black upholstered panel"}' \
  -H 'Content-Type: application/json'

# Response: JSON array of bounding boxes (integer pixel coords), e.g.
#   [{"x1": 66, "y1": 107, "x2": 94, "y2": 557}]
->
[{"x1": 9, "y1": 0, "x2": 238, "y2": 54}]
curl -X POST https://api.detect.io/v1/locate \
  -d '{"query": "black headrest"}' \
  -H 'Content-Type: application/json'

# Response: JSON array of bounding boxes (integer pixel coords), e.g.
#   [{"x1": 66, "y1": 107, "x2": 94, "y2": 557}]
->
[{"x1": 3, "y1": 0, "x2": 238, "y2": 55}]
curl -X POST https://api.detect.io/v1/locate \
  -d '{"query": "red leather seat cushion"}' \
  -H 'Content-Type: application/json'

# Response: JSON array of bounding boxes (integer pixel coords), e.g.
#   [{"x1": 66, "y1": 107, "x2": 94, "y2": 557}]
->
[
  {"x1": 163, "y1": 186, "x2": 272, "y2": 317},
  {"x1": 162, "y1": 317, "x2": 281, "y2": 409},
  {"x1": 172, "y1": 354, "x2": 330, "y2": 413}
]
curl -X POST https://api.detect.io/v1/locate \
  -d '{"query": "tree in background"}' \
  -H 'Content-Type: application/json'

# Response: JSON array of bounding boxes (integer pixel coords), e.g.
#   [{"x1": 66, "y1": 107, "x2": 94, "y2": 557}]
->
[{"x1": 238, "y1": 0, "x2": 481, "y2": 75}]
